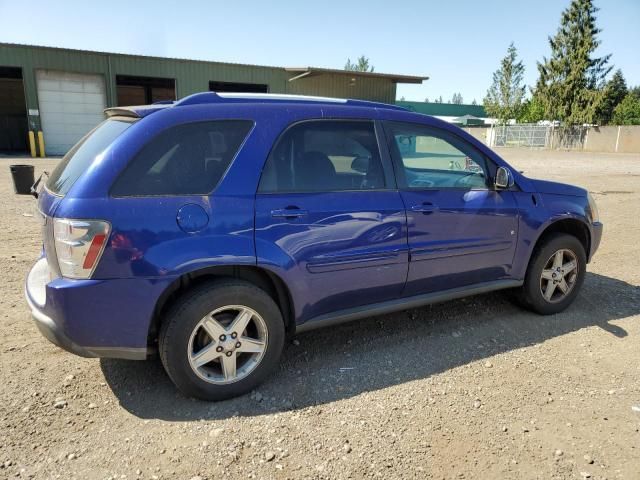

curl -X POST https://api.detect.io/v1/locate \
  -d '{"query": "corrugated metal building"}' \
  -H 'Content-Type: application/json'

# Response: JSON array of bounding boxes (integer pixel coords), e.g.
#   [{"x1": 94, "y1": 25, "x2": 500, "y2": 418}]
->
[{"x1": 0, "y1": 43, "x2": 426, "y2": 155}]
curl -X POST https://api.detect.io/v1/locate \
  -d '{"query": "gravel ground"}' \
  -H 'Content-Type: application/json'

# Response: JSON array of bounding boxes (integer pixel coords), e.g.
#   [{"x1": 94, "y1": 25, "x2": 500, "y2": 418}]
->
[{"x1": 1, "y1": 149, "x2": 639, "y2": 480}]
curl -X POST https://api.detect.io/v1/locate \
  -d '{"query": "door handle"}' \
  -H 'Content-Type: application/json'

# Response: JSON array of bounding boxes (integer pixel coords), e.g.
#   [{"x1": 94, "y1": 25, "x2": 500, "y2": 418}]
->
[
  {"x1": 271, "y1": 207, "x2": 308, "y2": 219},
  {"x1": 410, "y1": 202, "x2": 439, "y2": 214}
]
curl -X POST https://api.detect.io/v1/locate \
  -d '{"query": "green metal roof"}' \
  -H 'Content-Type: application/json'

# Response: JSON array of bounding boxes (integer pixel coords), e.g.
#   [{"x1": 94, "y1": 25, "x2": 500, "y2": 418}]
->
[{"x1": 396, "y1": 100, "x2": 487, "y2": 117}]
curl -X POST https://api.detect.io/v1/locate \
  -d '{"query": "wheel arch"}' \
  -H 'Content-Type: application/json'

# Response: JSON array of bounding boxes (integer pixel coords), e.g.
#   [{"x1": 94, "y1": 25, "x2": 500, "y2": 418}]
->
[
  {"x1": 148, "y1": 265, "x2": 295, "y2": 348},
  {"x1": 531, "y1": 217, "x2": 591, "y2": 261}
]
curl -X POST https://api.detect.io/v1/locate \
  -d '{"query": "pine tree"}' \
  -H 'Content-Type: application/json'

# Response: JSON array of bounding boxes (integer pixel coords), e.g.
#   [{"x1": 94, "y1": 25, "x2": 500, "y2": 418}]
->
[
  {"x1": 483, "y1": 42, "x2": 526, "y2": 123},
  {"x1": 451, "y1": 93, "x2": 464, "y2": 104},
  {"x1": 597, "y1": 69, "x2": 628, "y2": 124},
  {"x1": 345, "y1": 55, "x2": 374, "y2": 72},
  {"x1": 534, "y1": 0, "x2": 611, "y2": 125}
]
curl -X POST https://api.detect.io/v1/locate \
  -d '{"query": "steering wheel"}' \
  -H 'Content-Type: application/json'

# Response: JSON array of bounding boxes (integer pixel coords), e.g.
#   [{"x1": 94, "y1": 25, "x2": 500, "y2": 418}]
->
[
  {"x1": 454, "y1": 172, "x2": 482, "y2": 188},
  {"x1": 409, "y1": 178, "x2": 435, "y2": 188}
]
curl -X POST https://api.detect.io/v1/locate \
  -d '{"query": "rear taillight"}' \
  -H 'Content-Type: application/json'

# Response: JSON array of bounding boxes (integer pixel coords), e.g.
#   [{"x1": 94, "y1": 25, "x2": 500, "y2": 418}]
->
[{"x1": 53, "y1": 218, "x2": 111, "y2": 279}]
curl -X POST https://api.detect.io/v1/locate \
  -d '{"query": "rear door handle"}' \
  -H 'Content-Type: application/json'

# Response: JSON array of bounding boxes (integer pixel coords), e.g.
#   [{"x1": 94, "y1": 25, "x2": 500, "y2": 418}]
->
[
  {"x1": 271, "y1": 207, "x2": 308, "y2": 219},
  {"x1": 411, "y1": 202, "x2": 439, "y2": 214}
]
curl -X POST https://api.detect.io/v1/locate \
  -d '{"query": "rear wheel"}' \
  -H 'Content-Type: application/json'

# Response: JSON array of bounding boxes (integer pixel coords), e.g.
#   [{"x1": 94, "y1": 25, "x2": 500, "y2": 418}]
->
[
  {"x1": 518, "y1": 233, "x2": 586, "y2": 315},
  {"x1": 159, "y1": 280, "x2": 285, "y2": 401}
]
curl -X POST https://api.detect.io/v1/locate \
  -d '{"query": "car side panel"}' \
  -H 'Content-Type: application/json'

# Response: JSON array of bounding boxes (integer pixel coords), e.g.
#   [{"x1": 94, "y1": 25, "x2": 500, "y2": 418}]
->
[
  {"x1": 255, "y1": 191, "x2": 409, "y2": 323},
  {"x1": 510, "y1": 191, "x2": 594, "y2": 279},
  {"x1": 401, "y1": 188, "x2": 519, "y2": 295}
]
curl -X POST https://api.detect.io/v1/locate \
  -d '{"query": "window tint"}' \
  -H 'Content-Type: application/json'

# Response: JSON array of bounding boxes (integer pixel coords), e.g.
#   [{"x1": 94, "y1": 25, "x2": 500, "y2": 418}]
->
[
  {"x1": 111, "y1": 120, "x2": 253, "y2": 196},
  {"x1": 385, "y1": 122, "x2": 489, "y2": 190},
  {"x1": 259, "y1": 120, "x2": 385, "y2": 193},
  {"x1": 47, "y1": 119, "x2": 134, "y2": 196}
]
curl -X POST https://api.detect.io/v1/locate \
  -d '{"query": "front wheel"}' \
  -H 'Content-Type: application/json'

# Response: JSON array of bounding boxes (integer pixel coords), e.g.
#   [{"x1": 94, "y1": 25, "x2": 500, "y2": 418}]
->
[
  {"x1": 159, "y1": 280, "x2": 285, "y2": 401},
  {"x1": 518, "y1": 233, "x2": 586, "y2": 315}
]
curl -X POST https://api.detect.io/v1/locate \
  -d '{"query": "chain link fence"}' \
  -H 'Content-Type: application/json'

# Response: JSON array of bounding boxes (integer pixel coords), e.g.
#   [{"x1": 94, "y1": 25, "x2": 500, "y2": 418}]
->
[
  {"x1": 489, "y1": 124, "x2": 589, "y2": 149},
  {"x1": 493, "y1": 124, "x2": 548, "y2": 148}
]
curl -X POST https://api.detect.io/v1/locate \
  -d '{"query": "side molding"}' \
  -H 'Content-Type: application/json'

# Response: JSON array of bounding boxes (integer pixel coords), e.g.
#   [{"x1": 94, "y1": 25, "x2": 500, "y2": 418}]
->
[{"x1": 296, "y1": 279, "x2": 523, "y2": 333}]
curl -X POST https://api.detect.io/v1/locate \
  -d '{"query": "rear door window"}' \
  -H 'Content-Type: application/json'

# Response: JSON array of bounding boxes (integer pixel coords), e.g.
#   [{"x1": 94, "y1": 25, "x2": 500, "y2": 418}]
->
[
  {"x1": 46, "y1": 118, "x2": 134, "y2": 196},
  {"x1": 258, "y1": 120, "x2": 386, "y2": 193},
  {"x1": 111, "y1": 120, "x2": 253, "y2": 196}
]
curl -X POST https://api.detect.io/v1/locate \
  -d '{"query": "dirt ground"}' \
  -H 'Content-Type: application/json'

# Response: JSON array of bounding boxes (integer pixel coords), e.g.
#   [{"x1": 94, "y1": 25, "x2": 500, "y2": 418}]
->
[{"x1": 1, "y1": 149, "x2": 639, "y2": 480}]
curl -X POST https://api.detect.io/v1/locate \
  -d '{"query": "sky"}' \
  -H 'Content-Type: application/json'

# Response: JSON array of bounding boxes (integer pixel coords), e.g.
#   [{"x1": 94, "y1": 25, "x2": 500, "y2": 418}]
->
[{"x1": 1, "y1": 0, "x2": 638, "y2": 103}]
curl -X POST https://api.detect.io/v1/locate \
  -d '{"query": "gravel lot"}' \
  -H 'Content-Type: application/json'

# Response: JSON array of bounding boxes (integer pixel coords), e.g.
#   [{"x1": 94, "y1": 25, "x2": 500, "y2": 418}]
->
[{"x1": 1, "y1": 149, "x2": 639, "y2": 480}]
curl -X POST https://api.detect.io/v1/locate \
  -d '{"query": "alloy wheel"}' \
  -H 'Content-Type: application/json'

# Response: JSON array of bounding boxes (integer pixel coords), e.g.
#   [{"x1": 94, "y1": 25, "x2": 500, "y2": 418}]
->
[
  {"x1": 187, "y1": 305, "x2": 268, "y2": 384},
  {"x1": 539, "y1": 249, "x2": 579, "y2": 304}
]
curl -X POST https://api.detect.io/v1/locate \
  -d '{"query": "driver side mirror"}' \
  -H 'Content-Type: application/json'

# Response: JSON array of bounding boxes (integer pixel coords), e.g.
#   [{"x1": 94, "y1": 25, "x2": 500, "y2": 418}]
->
[{"x1": 495, "y1": 166, "x2": 514, "y2": 189}]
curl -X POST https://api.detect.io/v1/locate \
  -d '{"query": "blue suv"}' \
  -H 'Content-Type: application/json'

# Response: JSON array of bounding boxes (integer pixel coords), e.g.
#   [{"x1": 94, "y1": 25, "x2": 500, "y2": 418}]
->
[{"x1": 25, "y1": 93, "x2": 603, "y2": 400}]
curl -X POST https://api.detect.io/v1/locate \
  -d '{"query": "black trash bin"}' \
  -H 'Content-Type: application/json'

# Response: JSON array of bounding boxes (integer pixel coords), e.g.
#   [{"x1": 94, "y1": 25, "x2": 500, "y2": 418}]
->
[{"x1": 10, "y1": 164, "x2": 35, "y2": 195}]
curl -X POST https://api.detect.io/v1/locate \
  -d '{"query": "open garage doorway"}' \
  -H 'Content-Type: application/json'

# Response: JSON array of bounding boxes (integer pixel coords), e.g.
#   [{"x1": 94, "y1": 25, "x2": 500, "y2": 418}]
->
[
  {"x1": 116, "y1": 75, "x2": 176, "y2": 106},
  {"x1": 209, "y1": 81, "x2": 268, "y2": 93},
  {"x1": 0, "y1": 67, "x2": 28, "y2": 153}
]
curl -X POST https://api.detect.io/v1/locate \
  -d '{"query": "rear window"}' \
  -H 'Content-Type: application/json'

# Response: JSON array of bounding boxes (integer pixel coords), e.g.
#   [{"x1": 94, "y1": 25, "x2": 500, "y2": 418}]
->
[
  {"x1": 46, "y1": 119, "x2": 134, "y2": 195},
  {"x1": 111, "y1": 120, "x2": 253, "y2": 196}
]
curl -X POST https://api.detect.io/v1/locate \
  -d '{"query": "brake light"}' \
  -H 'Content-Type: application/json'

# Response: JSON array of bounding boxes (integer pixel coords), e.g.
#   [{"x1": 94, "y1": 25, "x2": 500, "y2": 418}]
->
[{"x1": 53, "y1": 219, "x2": 111, "y2": 279}]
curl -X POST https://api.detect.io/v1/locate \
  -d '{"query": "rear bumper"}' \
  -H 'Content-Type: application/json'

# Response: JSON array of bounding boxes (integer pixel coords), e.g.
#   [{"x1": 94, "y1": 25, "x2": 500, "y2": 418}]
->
[
  {"x1": 24, "y1": 257, "x2": 172, "y2": 360},
  {"x1": 26, "y1": 291, "x2": 96, "y2": 358},
  {"x1": 25, "y1": 292, "x2": 145, "y2": 359}
]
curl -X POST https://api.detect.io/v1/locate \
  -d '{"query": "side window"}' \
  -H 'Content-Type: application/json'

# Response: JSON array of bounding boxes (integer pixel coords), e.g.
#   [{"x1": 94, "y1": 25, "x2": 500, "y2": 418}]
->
[
  {"x1": 111, "y1": 120, "x2": 253, "y2": 196},
  {"x1": 385, "y1": 122, "x2": 489, "y2": 190},
  {"x1": 259, "y1": 120, "x2": 386, "y2": 193}
]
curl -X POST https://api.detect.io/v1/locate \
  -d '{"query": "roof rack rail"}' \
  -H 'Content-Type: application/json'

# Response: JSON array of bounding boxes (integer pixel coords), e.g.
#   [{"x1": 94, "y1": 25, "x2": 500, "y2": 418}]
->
[
  {"x1": 175, "y1": 92, "x2": 223, "y2": 106},
  {"x1": 174, "y1": 92, "x2": 407, "y2": 110}
]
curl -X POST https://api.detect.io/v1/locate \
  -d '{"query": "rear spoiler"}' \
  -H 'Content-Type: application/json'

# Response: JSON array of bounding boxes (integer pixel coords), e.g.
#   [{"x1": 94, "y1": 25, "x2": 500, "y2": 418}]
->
[
  {"x1": 104, "y1": 107, "x2": 140, "y2": 118},
  {"x1": 104, "y1": 103, "x2": 173, "y2": 119}
]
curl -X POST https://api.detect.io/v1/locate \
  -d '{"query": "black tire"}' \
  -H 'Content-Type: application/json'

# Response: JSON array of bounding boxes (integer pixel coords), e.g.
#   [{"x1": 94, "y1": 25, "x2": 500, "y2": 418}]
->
[
  {"x1": 159, "y1": 279, "x2": 285, "y2": 401},
  {"x1": 517, "y1": 233, "x2": 586, "y2": 315}
]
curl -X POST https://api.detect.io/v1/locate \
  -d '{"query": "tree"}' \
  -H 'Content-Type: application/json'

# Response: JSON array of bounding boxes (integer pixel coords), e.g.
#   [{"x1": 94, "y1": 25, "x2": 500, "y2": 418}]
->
[
  {"x1": 612, "y1": 92, "x2": 640, "y2": 125},
  {"x1": 597, "y1": 69, "x2": 628, "y2": 124},
  {"x1": 517, "y1": 95, "x2": 546, "y2": 123},
  {"x1": 345, "y1": 55, "x2": 374, "y2": 72},
  {"x1": 435, "y1": 96, "x2": 443, "y2": 103},
  {"x1": 399, "y1": 96, "x2": 406, "y2": 101},
  {"x1": 471, "y1": 99, "x2": 477, "y2": 105},
  {"x1": 483, "y1": 42, "x2": 526, "y2": 123},
  {"x1": 534, "y1": 0, "x2": 611, "y2": 124},
  {"x1": 424, "y1": 97, "x2": 430, "y2": 103},
  {"x1": 451, "y1": 93, "x2": 464, "y2": 104}
]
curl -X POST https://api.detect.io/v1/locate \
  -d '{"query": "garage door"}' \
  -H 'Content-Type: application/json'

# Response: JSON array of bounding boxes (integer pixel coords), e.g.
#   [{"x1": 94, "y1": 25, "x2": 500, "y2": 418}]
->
[{"x1": 36, "y1": 70, "x2": 106, "y2": 155}]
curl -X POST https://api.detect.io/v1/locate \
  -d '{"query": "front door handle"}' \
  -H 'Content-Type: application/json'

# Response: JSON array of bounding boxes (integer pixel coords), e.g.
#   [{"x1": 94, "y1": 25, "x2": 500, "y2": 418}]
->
[
  {"x1": 410, "y1": 202, "x2": 439, "y2": 214},
  {"x1": 271, "y1": 207, "x2": 308, "y2": 219}
]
